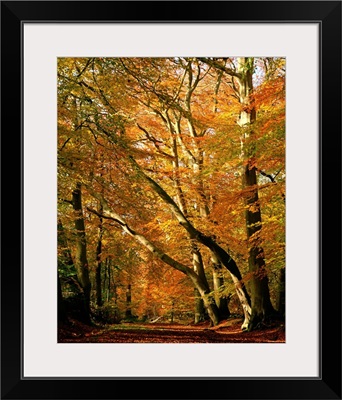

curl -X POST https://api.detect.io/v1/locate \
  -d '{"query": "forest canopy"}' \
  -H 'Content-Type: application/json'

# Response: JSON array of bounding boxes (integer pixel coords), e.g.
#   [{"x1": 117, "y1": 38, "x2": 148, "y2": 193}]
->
[{"x1": 57, "y1": 57, "x2": 285, "y2": 335}]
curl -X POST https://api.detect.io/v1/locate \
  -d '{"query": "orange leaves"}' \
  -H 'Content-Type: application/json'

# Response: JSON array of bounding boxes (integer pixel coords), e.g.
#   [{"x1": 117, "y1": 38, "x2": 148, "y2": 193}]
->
[
  {"x1": 58, "y1": 57, "x2": 286, "y2": 314},
  {"x1": 254, "y1": 76, "x2": 285, "y2": 108}
]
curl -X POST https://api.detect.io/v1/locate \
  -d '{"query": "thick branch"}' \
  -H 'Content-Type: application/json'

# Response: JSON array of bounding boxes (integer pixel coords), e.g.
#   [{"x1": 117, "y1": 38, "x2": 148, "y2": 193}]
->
[
  {"x1": 87, "y1": 206, "x2": 191, "y2": 275},
  {"x1": 136, "y1": 123, "x2": 175, "y2": 161},
  {"x1": 198, "y1": 58, "x2": 242, "y2": 79},
  {"x1": 128, "y1": 156, "x2": 249, "y2": 287},
  {"x1": 258, "y1": 169, "x2": 275, "y2": 183}
]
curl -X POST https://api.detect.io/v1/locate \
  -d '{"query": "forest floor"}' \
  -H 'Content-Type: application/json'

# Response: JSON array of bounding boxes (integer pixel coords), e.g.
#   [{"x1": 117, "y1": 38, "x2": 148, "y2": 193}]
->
[{"x1": 58, "y1": 317, "x2": 285, "y2": 344}]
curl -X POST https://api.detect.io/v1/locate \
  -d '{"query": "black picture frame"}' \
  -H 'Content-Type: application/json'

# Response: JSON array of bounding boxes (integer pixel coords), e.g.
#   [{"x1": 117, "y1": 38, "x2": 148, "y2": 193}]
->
[{"x1": 1, "y1": 1, "x2": 341, "y2": 399}]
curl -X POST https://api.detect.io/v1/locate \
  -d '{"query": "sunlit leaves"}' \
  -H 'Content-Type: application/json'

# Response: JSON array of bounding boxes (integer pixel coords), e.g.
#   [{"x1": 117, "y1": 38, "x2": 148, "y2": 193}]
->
[{"x1": 58, "y1": 56, "x2": 285, "y2": 319}]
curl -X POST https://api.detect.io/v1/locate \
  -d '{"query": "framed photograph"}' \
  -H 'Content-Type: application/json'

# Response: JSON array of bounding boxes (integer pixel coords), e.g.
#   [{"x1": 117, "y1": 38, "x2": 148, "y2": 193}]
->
[{"x1": 1, "y1": 1, "x2": 341, "y2": 399}]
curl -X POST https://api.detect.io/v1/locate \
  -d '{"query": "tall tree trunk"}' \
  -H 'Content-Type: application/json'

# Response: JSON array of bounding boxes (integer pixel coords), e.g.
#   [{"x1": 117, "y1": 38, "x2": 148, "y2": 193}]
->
[
  {"x1": 200, "y1": 67, "x2": 232, "y2": 320},
  {"x1": 57, "y1": 219, "x2": 75, "y2": 322},
  {"x1": 58, "y1": 219, "x2": 74, "y2": 268},
  {"x1": 72, "y1": 183, "x2": 92, "y2": 323},
  {"x1": 95, "y1": 210, "x2": 103, "y2": 307},
  {"x1": 170, "y1": 300, "x2": 175, "y2": 323},
  {"x1": 212, "y1": 256, "x2": 230, "y2": 319},
  {"x1": 191, "y1": 243, "x2": 215, "y2": 323},
  {"x1": 194, "y1": 288, "x2": 206, "y2": 324},
  {"x1": 277, "y1": 267, "x2": 286, "y2": 318},
  {"x1": 169, "y1": 129, "x2": 209, "y2": 322},
  {"x1": 125, "y1": 284, "x2": 132, "y2": 318},
  {"x1": 243, "y1": 159, "x2": 275, "y2": 329},
  {"x1": 236, "y1": 57, "x2": 275, "y2": 330},
  {"x1": 189, "y1": 273, "x2": 220, "y2": 326},
  {"x1": 58, "y1": 273, "x2": 67, "y2": 323}
]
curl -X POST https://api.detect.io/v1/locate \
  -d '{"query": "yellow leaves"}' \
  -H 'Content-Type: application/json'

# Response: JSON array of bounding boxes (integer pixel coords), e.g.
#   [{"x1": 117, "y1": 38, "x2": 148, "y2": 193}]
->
[
  {"x1": 263, "y1": 215, "x2": 283, "y2": 224},
  {"x1": 58, "y1": 57, "x2": 285, "y2": 292}
]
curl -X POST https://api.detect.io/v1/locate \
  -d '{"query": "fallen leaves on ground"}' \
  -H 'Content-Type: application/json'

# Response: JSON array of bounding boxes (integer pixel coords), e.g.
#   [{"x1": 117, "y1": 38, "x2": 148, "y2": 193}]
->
[{"x1": 58, "y1": 317, "x2": 285, "y2": 344}]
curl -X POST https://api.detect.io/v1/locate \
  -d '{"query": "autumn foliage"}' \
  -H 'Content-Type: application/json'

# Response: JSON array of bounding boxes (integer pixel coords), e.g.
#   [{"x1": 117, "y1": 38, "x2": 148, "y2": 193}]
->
[{"x1": 57, "y1": 57, "x2": 285, "y2": 338}]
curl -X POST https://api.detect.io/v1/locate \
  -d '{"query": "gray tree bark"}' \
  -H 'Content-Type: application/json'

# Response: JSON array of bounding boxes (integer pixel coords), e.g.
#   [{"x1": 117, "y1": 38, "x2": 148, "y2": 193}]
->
[
  {"x1": 72, "y1": 183, "x2": 92, "y2": 323},
  {"x1": 236, "y1": 57, "x2": 276, "y2": 330}
]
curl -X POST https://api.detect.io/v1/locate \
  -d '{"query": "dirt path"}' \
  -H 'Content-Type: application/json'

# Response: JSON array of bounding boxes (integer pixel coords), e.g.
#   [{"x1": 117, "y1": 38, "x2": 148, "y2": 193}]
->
[{"x1": 58, "y1": 318, "x2": 285, "y2": 344}]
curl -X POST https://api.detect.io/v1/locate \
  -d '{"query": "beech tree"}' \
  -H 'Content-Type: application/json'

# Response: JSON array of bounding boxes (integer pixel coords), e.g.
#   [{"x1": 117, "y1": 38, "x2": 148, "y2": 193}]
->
[
  {"x1": 200, "y1": 57, "x2": 277, "y2": 329},
  {"x1": 57, "y1": 56, "x2": 285, "y2": 330}
]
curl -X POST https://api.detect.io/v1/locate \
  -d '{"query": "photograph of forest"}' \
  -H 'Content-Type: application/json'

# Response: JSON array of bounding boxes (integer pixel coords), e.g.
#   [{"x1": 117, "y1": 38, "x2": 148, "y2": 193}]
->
[{"x1": 57, "y1": 57, "x2": 285, "y2": 343}]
